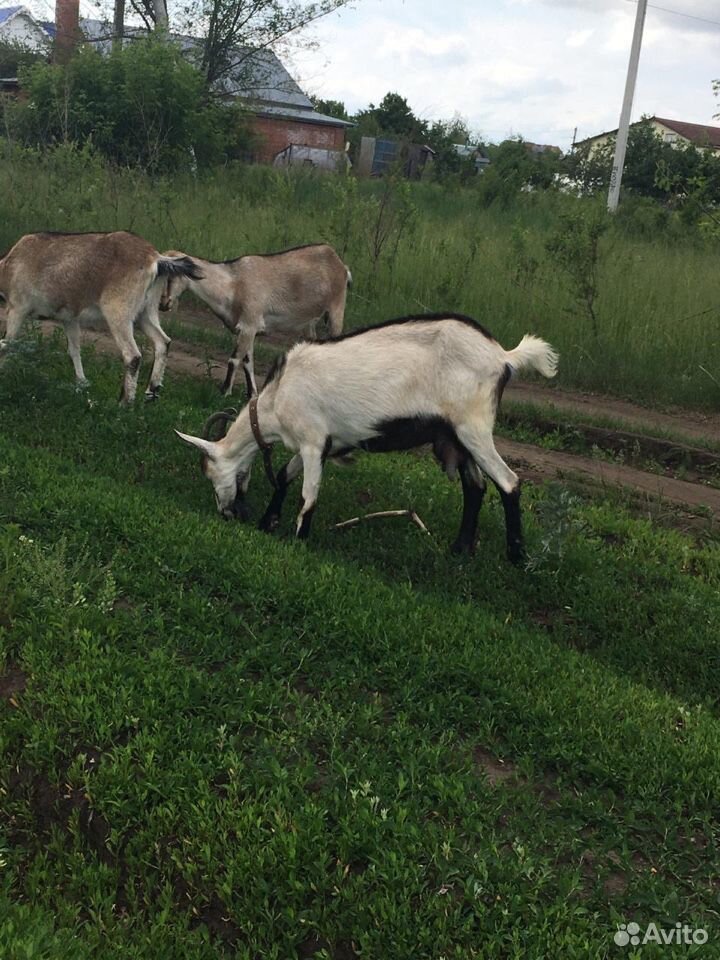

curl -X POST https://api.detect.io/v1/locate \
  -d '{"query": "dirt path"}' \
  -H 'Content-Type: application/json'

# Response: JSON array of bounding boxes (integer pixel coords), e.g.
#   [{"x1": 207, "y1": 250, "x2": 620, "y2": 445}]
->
[
  {"x1": 38, "y1": 320, "x2": 720, "y2": 518},
  {"x1": 497, "y1": 438, "x2": 720, "y2": 514},
  {"x1": 507, "y1": 382, "x2": 720, "y2": 446}
]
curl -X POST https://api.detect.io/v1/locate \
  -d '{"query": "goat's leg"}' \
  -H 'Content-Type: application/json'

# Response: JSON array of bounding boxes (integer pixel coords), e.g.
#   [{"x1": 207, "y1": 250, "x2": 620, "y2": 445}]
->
[
  {"x1": 242, "y1": 341, "x2": 258, "y2": 398},
  {"x1": 327, "y1": 289, "x2": 347, "y2": 337},
  {"x1": 0, "y1": 304, "x2": 30, "y2": 356},
  {"x1": 64, "y1": 319, "x2": 89, "y2": 386},
  {"x1": 222, "y1": 326, "x2": 255, "y2": 398},
  {"x1": 104, "y1": 310, "x2": 142, "y2": 404},
  {"x1": 455, "y1": 425, "x2": 524, "y2": 563},
  {"x1": 258, "y1": 453, "x2": 303, "y2": 533},
  {"x1": 295, "y1": 446, "x2": 324, "y2": 540},
  {"x1": 450, "y1": 459, "x2": 487, "y2": 555},
  {"x1": 137, "y1": 308, "x2": 171, "y2": 400}
]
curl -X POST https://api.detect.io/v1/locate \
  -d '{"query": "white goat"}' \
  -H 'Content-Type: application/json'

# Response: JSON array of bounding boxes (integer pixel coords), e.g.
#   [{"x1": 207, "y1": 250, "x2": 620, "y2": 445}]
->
[
  {"x1": 160, "y1": 242, "x2": 352, "y2": 398},
  {"x1": 0, "y1": 231, "x2": 202, "y2": 402},
  {"x1": 176, "y1": 313, "x2": 558, "y2": 563}
]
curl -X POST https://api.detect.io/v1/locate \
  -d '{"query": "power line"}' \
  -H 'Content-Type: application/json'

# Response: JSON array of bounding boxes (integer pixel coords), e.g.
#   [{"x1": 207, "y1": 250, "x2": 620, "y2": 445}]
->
[{"x1": 626, "y1": 0, "x2": 720, "y2": 29}]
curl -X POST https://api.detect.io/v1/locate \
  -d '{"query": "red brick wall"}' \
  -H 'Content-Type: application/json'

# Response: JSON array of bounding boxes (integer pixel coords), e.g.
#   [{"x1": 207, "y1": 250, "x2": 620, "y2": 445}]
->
[{"x1": 252, "y1": 116, "x2": 346, "y2": 163}]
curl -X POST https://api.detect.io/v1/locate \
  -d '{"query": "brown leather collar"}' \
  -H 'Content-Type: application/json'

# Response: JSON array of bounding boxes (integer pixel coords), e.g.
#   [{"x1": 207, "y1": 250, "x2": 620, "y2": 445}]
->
[{"x1": 248, "y1": 396, "x2": 277, "y2": 489}]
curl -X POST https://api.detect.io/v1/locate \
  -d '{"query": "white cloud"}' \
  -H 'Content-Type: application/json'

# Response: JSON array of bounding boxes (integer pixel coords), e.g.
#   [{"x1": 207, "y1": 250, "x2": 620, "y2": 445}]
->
[{"x1": 566, "y1": 28, "x2": 594, "y2": 47}]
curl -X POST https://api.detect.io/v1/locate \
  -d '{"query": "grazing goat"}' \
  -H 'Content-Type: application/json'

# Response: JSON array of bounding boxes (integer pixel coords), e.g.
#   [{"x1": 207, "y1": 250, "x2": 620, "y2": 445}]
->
[
  {"x1": 0, "y1": 231, "x2": 202, "y2": 402},
  {"x1": 160, "y1": 242, "x2": 352, "y2": 398},
  {"x1": 176, "y1": 313, "x2": 558, "y2": 563}
]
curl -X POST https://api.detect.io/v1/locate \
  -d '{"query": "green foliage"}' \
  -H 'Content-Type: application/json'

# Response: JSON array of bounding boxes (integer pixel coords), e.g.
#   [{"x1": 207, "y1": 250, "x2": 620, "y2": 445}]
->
[
  {"x1": 477, "y1": 139, "x2": 561, "y2": 207},
  {"x1": 0, "y1": 344, "x2": 719, "y2": 956},
  {"x1": 0, "y1": 152, "x2": 718, "y2": 408},
  {"x1": 8, "y1": 39, "x2": 252, "y2": 171},
  {"x1": 311, "y1": 96, "x2": 350, "y2": 121},
  {"x1": 565, "y1": 118, "x2": 720, "y2": 220},
  {"x1": 546, "y1": 205, "x2": 609, "y2": 336},
  {"x1": 0, "y1": 37, "x2": 46, "y2": 77}
]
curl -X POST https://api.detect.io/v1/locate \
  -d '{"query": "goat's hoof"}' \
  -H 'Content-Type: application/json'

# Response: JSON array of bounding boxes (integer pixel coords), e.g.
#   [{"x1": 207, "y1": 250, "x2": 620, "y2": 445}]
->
[
  {"x1": 450, "y1": 539, "x2": 475, "y2": 556},
  {"x1": 258, "y1": 514, "x2": 279, "y2": 533},
  {"x1": 144, "y1": 387, "x2": 161, "y2": 402},
  {"x1": 75, "y1": 378, "x2": 90, "y2": 391},
  {"x1": 508, "y1": 548, "x2": 526, "y2": 567}
]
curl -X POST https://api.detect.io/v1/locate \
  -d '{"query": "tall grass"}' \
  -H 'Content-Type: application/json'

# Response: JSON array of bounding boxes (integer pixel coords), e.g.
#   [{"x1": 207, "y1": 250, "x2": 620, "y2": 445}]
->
[{"x1": 1, "y1": 144, "x2": 719, "y2": 409}]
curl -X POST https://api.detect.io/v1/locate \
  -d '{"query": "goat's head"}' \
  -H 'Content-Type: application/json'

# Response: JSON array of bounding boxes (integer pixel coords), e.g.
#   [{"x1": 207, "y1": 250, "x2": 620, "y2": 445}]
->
[{"x1": 175, "y1": 431, "x2": 252, "y2": 521}]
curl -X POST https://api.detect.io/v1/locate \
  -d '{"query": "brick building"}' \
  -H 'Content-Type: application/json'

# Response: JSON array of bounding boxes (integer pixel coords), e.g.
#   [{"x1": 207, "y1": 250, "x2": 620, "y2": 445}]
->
[{"x1": 0, "y1": 6, "x2": 353, "y2": 171}]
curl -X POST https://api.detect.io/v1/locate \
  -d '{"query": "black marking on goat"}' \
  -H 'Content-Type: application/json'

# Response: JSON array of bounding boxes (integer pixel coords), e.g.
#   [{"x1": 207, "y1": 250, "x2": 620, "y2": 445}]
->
[
  {"x1": 221, "y1": 362, "x2": 234, "y2": 396},
  {"x1": 262, "y1": 353, "x2": 287, "y2": 390},
  {"x1": 495, "y1": 363, "x2": 512, "y2": 411},
  {"x1": 212, "y1": 243, "x2": 327, "y2": 265},
  {"x1": 128, "y1": 355, "x2": 141, "y2": 375},
  {"x1": 360, "y1": 415, "x2": 460, "y2": 454},
  {"x1": 451, "y1": 463, "x2": 487, "y2": 555},
  {"x1": 35, "y1": 230, "x2": 141, "y2": 239},
  {"x1": 321, "y1": 436, "x2": 333, "y2": 463},
  {"x1": 327, "y1": 312, "x2": 495, "y2": 344},
  {"x1": 258, "y1": 461, "x2": 292, "y2": 532},
  {"x1": 496, "y1": 482, "x2": 524, "y2": 565},
  {"x1": 242, "y1": 356, "x2": 254, "y2": 399},
  {"x1": 297, "y1": 499, "x2": 316, "y2": 540},
  {"x1": 157, "y1": 256, "x2": 204, "y2": 281}
]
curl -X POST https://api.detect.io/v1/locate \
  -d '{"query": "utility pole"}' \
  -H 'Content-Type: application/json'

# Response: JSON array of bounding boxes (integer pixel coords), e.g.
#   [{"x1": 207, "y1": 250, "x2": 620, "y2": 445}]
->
[
  {"x1": 112, "y1": 0, "x2": 125, "y2": 51},
  {"x1": 607, "y1": 0, "x2": 648, "y2": 212}
]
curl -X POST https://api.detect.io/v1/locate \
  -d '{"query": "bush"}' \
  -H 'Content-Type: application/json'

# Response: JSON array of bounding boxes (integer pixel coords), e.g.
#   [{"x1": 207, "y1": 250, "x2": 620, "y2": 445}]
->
[{"x1": 8, "y1": 38, "x2": 253, "y2": 171}]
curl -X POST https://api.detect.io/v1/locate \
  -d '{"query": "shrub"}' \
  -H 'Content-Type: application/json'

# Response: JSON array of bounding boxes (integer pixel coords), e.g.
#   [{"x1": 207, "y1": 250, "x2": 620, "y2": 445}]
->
[{"x1": 9, "y1": 38, "x2": 253, "y2": 171}]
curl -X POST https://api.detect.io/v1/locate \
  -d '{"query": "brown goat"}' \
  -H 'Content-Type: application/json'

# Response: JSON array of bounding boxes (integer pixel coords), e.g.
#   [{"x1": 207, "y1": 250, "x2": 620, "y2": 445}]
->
[
  {"x1": 160, "y1": 242, "x2": 352, "y2": 397},
  {"x1": 0, "y1": 231, "x2": 202, "y2": 402}
]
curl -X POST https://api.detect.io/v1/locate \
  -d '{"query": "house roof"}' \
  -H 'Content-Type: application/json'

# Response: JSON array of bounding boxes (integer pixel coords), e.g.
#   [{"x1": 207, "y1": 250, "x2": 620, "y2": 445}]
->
[
  {"x1": 0, "y1": 6, "x2": 23, "y2": 26},
  {"x1": 1, "y1": 9, "x2": 350, "y2": 128},
  {"x1": 76, "y1": 18, "x2": 350, "y2": 126},
  {"x1": 576, "y1": 115, "x2": 720, "y2": 149},
  {"x1": 255, "y1": 103, "x2": 353, "y2": 127},
  {"x1": 653, "y1": 117, "x2": 720, "y2": 149}
]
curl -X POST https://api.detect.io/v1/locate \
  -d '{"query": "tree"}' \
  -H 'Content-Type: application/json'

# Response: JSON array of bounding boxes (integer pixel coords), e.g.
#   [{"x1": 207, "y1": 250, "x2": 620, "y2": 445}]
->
[
  {"x1": 0, "y1": 37, "x2": 47, "y2": 77},
  {"x1": 12, "y1": 38, "x2": 251, "y2": 170},
  {"x1": 123, "y1": 0, "x2": 355, "y2": 92},
  {"x1": 311, "y1": 97, "x2": 349, "y2": 121},
  {"x1": 353, "y1": 92, "x2": 428, "y2": 141}
]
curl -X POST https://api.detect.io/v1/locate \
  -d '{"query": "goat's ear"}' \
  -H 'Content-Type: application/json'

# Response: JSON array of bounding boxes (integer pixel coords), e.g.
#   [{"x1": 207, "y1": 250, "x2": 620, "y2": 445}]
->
[{"x1": 175, "y1": 430, "x2": 217, "y2": 460}]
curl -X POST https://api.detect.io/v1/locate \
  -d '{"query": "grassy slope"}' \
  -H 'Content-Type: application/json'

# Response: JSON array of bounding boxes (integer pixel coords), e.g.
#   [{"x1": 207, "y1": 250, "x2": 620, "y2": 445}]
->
[{"x1": 1, "y1": 343, "x2": 719, "y2": 959}]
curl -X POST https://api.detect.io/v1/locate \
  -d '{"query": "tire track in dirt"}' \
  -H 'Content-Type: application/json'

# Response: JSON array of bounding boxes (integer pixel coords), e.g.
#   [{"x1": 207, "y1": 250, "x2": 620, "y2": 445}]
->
[
  {"x1": 507, "y1": 382, "x2": 720, "y2": 447},
  {"x1": 37, "y1": 320, "x2": 720, "y2": 517}
]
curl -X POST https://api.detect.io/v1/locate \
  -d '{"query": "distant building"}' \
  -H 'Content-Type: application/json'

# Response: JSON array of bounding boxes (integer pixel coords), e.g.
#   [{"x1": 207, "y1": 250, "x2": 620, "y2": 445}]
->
[
  {"x1": 575, "y1": 116, "x2": 720, "y2": 155},
  {"x1": 452, "y1": 143, "x2": 490, "y2": 173},
  {"x1": 523, "y1": 142, "x2": 562, "y2": 156},
  {"x1": 0, "y1": 5, "x2": 353, "y2": 171},
  {"x1": 355, "y1": 136, "x2": 435, "y2": 179},
  {"x1": 0, "y1": 5, "x2": 50, "y2": 51}
]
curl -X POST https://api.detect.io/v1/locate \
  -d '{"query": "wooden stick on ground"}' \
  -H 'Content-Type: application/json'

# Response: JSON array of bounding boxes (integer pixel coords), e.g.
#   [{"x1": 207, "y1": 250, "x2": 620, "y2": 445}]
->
[{"x1": 334, "y1": 509, "x2": 430, "y2": 535}]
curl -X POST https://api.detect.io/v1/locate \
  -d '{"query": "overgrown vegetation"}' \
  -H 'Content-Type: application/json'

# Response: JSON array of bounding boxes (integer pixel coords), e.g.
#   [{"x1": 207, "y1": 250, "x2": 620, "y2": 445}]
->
[
  {"x1": 1, "y1": 148, "x2": 718, "y2": 409},
  {"x1": 6, "y1": 39, "x2": 253, "y2": 170}
]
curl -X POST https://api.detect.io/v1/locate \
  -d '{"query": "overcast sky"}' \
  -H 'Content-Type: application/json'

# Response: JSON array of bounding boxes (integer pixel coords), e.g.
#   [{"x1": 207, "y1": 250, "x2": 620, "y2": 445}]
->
[
  {"x1": 288, "y1": 0, "x2": 720, "y2": 148},
  {"x1": 29, "y1": 0, "x2": 720, "y2": 149}
]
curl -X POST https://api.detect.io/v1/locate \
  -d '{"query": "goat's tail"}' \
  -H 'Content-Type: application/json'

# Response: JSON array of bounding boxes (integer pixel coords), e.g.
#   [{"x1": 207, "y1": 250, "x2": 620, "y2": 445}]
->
[
  {"x1": 504, "y1": 335, "x2": 558, "y2": 379},
  {"x1": 345, "y1": 266, "x2": 353, "y2": 290},
  {"x1": 156, "y1": 255, "x2": 204, "y2": 282}
]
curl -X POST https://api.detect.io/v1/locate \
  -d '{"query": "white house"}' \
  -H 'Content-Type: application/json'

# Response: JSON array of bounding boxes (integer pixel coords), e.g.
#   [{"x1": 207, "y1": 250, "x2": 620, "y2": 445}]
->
[{"x1": 0, "y1": 5, "x2": 50, "y2": 52}]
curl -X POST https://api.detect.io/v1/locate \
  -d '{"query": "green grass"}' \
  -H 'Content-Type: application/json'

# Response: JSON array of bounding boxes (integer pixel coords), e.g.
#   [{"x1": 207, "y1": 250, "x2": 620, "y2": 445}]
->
[
  {"x1": 1, "y1": 340, "x2": 720, "y2": 958},
  {"x1": 1, "y1": 147, "x2": 719, "y2": 409}
]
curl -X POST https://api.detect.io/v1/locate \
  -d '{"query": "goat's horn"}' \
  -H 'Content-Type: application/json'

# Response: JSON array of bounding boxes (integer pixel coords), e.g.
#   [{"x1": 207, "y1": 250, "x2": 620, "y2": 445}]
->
[{"x1": 202, "y1": 408, "x2": 238, "y2": 440}]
